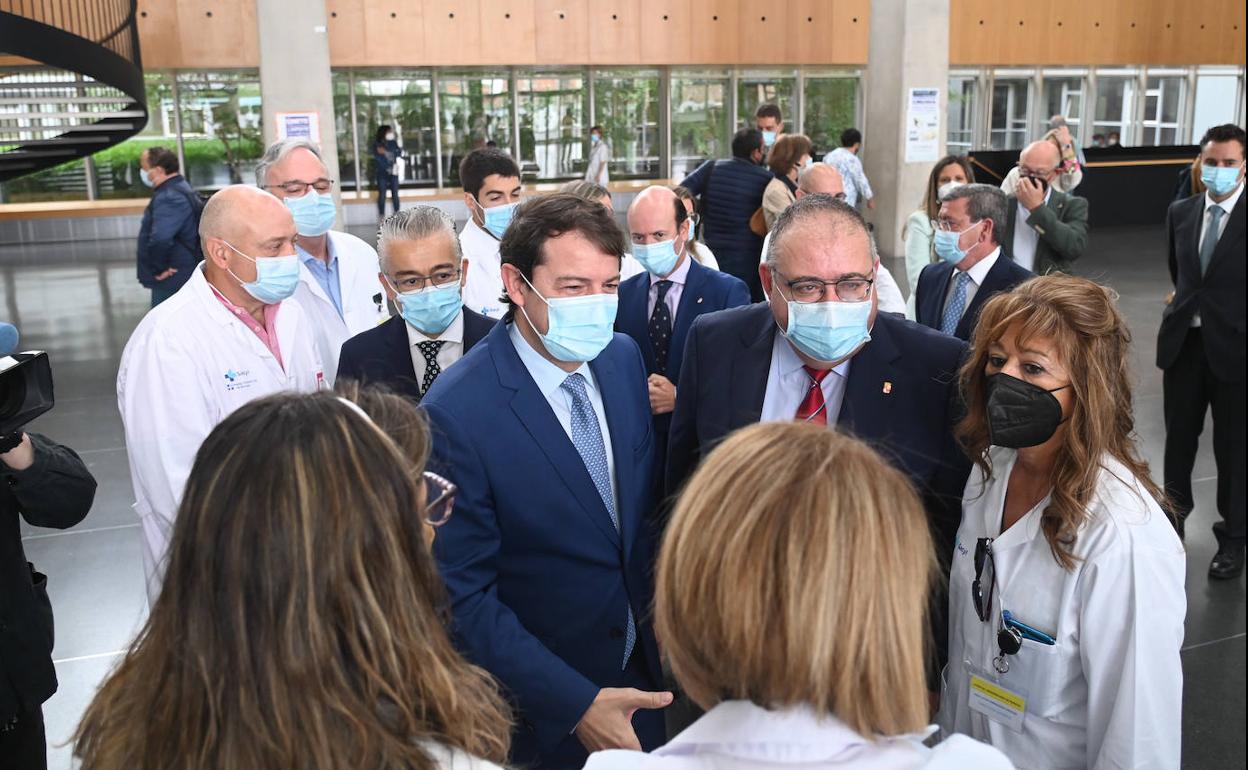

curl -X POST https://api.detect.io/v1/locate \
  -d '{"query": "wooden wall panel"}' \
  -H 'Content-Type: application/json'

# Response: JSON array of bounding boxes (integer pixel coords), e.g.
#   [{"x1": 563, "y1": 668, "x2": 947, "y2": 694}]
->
[
  {"x1": 362, "y1": 0, "x2": 425, "y2": 66},
  {"x1": 639, "y1": 0, "x2": 693, "y2": 64},
  {"x1": 174, "y1": 0, "x2": 259, "y2": 67},
  {"x1": 738, "y1": 3, "x2": 789, "y2": 64},
  {"x1": 326, "y1": 0, "x2": 367, "y2": 67},
  {"x1": 790, "y1": 0, "x2": 837, "y2": 65},
  {"x1": 828, "y1": 0, "x2": 869, "y2": 64},
  {"x1": 688, "y1": 0, "x2": 739, "y2": 64},
  {"x1": 534, "y1": 0, "x2": 590, "y2": 65},
  {"x1": 587, "y1": 3, "x2": 642, "y2": 64},
  {"x1": 425, "y1": 0, "x2": 482, "y2": 64},
  {"x1": 477, "y1": 0, "x2": 538, "y2": 64},
  {"x1": 135, "y1": 1, "x2": 182, "y2": 68}
]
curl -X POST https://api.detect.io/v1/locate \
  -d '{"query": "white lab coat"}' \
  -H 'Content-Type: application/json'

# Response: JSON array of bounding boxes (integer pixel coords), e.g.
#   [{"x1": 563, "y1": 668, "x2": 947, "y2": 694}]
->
[
  {"x1": 460, "y1": 219, "x2": 508, "y2": 319},
  {"x1": 585, "y1": 700, "x2": 1014, "y2": 769},
  {"x1": 759, "y1": 229, "x2": 908, "y2": 314},
  {"x1": 585, "y1": 139, "x2": 610, "y2": 185},
  {"x1": 292, "y1": 230, "x2": 386, "y2": 383},
  {"x1": 117, "y1": 265, "x2": 326, "y2": 601},
  {"x1": 939, "y1": 447, "x2": 1186, "y2": 770}
]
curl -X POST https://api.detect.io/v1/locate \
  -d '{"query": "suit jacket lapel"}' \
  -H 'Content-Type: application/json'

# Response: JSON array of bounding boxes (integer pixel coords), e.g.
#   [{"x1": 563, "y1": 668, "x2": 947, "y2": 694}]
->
[
  {"x1": 919, "y1": 263, "x2": 952, "y2": 329},
  {"x1": 1207, "y1": 194, "x2": 1246, "y2": 276},
  {"x1": 590, "y1": 353, "x2": 636, "y2": 560},
  {"x1": 729, "y1": 305, "x2": 775, "y2": 429},
  {"x1": 668, "y1": 259, "x2": 707, "y2": 376},
  {"x1": 379, "y1": 316, "x2": 421, "y2": 399},
  {"x1": 626, "y1": 278, "x2": 657, "y2": 371},
  {"x1": 839, "y1": 316, "x2": 902, "y2": 434},
  {"x1": 955, "y1": 257, "x2": 1008, "y2": 340}
]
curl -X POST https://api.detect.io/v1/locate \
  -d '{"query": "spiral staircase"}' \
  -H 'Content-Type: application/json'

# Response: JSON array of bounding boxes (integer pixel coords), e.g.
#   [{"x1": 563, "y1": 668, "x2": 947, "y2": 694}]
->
[{"x1": 0, "y1": 0, "x2": 147, "y2": 182}]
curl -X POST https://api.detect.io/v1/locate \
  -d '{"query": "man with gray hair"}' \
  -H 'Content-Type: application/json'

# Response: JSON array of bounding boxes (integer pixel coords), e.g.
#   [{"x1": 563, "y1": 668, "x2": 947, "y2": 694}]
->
[
  {"x1": 256, "y1": 138, "x2": 386, "y2": 380},
  {"x1": 914, "y1": 183, "x2": 1033, "y2": 340},
  {"x1": 336, "y1": 205, "x2": 495, "y2": 399}
]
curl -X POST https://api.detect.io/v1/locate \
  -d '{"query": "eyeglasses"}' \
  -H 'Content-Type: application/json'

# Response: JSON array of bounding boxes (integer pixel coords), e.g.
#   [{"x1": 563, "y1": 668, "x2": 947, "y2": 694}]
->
[
  {"x1": 390, "y1": 268, "x2": 461, "y2": 292},
  {"x1": 972, "y1": 537, "x2": 996, "y2": 623},
  {"x1": 771, "y1": 267, "x2": 875, "y2": 303},
  {"x1": 423, "y1": 471, "x2": 456, "y2": 527},
  {"x1": 265, "y1": 178, "x2": 335, "y2": 195}
]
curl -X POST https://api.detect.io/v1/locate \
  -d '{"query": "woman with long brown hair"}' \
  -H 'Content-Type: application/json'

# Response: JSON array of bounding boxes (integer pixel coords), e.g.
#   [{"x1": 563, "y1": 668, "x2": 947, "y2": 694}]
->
[
  {"x1": 939, "y1": 275, "x2": 1185, "y2": 769},
  {"x1": 74, "y1": 391, "x2": 511, "y2": 770},
  {"x1": 903, "y1": 155, "x2": 975, "y2": 317}
]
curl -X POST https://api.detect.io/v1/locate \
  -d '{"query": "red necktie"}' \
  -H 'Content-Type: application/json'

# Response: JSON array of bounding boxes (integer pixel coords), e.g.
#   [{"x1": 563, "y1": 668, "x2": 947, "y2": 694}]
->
[{"x1": 795, "y1": 366, "x2": 832, "y2": 425}]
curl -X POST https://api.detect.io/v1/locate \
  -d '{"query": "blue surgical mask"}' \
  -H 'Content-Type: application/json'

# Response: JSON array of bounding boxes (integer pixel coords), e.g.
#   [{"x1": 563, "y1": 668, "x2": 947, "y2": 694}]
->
[
  {"x1": 1202, "y1": 163, "x2": 1244, "y2": 197},
  {"x1": 933, "y1": 220, "x2": 984, "y2": 265},
  {"x1": 284, "y1": 190, "x2": 337, "y2": 237},
  {"x1": 224, "y1": 242, "x2": 301, "y2": 304},
  {"x1": 632, "y1": 238, "x2": 682, "y2": 277},
  {"x1": 389, "y1": 279, "x2": 463, "y2": 335},
  {"x1": 778, "y1": 286, "x2": 873, "y2": 363},
  {"x1": 687, "y1": 214, "x2": 699, "y2": 242},
  {"x1": 762, "y1": 130, "x2": 778, "y2": 147},
  {"x1": 519, "y1": 274, "x2": 618, "y2": 363},
  {"x1": 475, "y1": 199, "x2": 518, "y2": 240},
  {"x1": 139, "y1": 168, "x2": 153, "y2": 188},
  {"x1": 591, "y1": 133, "x2": 601, "y2": 144}
]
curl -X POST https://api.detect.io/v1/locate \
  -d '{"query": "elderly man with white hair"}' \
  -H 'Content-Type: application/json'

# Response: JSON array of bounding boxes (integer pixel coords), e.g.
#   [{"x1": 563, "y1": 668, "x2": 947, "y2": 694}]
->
[
  {"x1": 118, "y1": 185, "x2": 326, "y2": 600},
  {"x1": 256, "y1": 138, "x2": 387, "y2": 380},
  {"x1": 336, "y1": 205, "x2": 495, "y2": 400}
]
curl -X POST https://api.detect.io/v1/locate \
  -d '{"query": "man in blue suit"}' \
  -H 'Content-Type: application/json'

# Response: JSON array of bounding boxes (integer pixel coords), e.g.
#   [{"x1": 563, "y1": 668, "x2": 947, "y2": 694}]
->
[
  {"x1": 422, "y1": 194, "x2": 671, "y2": 770},
  {"x1": 914, "y1": 184, "x2": 1033, "y2": 341},
  {"x1": 617, "y1": 186, "x2": 749, "y2": 510},
  {"x1": 336, "y1": 206, "x2": 494, "y2": 399}
]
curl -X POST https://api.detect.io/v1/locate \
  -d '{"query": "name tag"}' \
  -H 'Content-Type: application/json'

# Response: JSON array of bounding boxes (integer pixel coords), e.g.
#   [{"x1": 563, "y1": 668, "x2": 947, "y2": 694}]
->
[{"x1": 969, "y1": 673, "x2": 1027, "y2": 733}]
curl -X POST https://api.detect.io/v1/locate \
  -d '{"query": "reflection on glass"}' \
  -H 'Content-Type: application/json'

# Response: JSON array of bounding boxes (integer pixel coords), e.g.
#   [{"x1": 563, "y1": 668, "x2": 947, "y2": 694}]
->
[
  {"x1": 803, "y1": 76, "x2": 858, "y2": 156},
  {"x1": 517, "y1": 68, "x2": 587, "y2": 181},
  {"x1": 672, "y1": 69, "x2": 729, "y2": 179},
  {"x1": 593, "y1": 69, "x2": 660, "y2": 179},
  {"x1": 175, "y1": 71, "x2": 263, "y2": 187},
  {"x1": 88, "y1": 72, "x2": 176, "y2": 200},
  {"x1": 350, "y1": 70, "x2": 436, "y2": 189},
  {"x1": 990, "y1": 78, "x2": 1031, "y2": 150},
  {"x1": 439, "y1": 71, "x2": 512, "y2": 187},
  {"x1": 736, "y1": 70, "x2": 797, "y2": 130},
  {"x1": 1140, "y1": 76, "x2": 1184, "y2": 147},
  {"x1": 1042, "y1": 76, "x2": 1084, "y2": 140},
  {"x1": 948, "y1": 76, "x2": 977, "y2": 153},
  {"x1": 1093, "y1": 76, "x2": 1135, "y2": 145}
]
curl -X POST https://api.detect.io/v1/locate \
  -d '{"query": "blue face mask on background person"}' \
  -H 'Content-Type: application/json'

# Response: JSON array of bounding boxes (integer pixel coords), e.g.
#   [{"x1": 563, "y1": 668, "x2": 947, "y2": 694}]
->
[
  {"x1": 777, "y1": 284, "x2": 873, "y2": 363},
  {"x1": 223, "y1": 242, "x2": 301, "y2": 304},
  {"x1": 933, "y1": 220, "x2": 984, "y2": 265},
  {"x1": 591, "y1": 133, "x2": 601, "y2": 144},
  {"x1": 139, "y1": 168, "x2": 153, "y2": 188},
  {"x1": 284, "y1": 190, "x2": 337, "y2": 237},
  {"x1": 388, "y1": 278, "x2": 463, "y2": 335},
  {"x1": 519, "y1": 274, "x2": 618, "y2": 362},
  {"x1": 632, "y1": 237, "x2": 682, "y2": 277},
  {"x1": 1202, "y1": 163, "x2": 1244, "y2": 197},
  {"x1": 762, "y1": 130, "x2": 777, "y2": 147},
  {"x1": 475, "y1": 199, "x2": 517, "y2": 239}
]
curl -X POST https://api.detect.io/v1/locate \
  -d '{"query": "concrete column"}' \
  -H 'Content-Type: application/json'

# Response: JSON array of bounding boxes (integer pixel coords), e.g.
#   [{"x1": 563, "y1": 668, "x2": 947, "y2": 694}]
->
[
  {"x1": 255, "y1": 0, "x2": 341, "y2": 212},
  {"x1": 861, "y1": 0, "x2": 950, "y2": 260}
]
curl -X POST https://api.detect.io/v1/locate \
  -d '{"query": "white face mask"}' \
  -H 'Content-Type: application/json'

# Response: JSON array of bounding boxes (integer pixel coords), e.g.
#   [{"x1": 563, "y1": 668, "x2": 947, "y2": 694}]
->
[
  {"x1": 385, "y1": 132, "x2": 396, "y2": 141},
  {"x1": 938, "y1": 181, "x2": 965, "y2": 200}
]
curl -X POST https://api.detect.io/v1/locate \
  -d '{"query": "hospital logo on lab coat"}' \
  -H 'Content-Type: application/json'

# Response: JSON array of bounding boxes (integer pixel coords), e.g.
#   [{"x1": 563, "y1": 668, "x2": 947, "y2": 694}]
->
[{"x1": 223, "y1": 369, "x2": 258, "y2": 392}]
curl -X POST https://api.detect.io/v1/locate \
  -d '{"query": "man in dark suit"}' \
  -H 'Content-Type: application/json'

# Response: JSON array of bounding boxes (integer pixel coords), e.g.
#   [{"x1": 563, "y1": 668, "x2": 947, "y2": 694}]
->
[
  {"x1": 617, "y1": 186, "x2": 749, "y2": 505},
  {"x1": 916, "y1": 183, "x2": 1033, "y2": 341},
  {"x1": 136, "y1": 146, "x2": 203, "y2": 307},
  {"x1": 422, "y1": 194, "x2": 670, "y2": 769},
  {"x1": 1158, "y1": 123, "x2": 1247, "y2": 579},
  {"x1": 1001, "y1": 139, "x2": 1089, "y2": 275},
  {"x1": 678, "y1": 128, "x2": 774, "y2": 301},
  {"x1": 337, "y1": 206, "x2": 494, "y2": 399}
]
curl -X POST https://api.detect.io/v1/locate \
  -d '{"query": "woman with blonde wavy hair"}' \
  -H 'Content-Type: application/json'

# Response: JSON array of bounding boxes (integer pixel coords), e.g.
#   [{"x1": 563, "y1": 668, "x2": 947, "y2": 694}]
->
[
  {"x1": 74, "y1": 391, "x2": 511, "y2": 770},
  {"x1": 586, "y1": 421, "x2": 1012, "y2": 769},
  {"x1": 939, "y1": 274, "x2": 1185, "y2": 769}
]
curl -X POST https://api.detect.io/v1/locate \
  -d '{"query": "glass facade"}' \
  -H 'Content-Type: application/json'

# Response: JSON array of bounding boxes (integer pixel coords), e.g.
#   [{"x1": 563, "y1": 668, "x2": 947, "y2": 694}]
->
[
  {"x1": 1141, "y1": 75, "x2": 1184, "y2": 146},
  {"x1": 947, "y1": 74, "x2": 978, "y2": 153},
  {"x1": 1042, "y1": 75, "x2": 1085, "y2": 141},
  {"x1": 989, "y1": 77, "x2": 1032, "y2": 150},
  {"x1": 517, "y1": 68, "x2": 587, "y2": 181},
  {"x1": 593, "y1": 69, "x2": 661, "y2": 180},
  {"x1": 803, "y1": 74, "x2": 859, "y2": 157},
  {"x1": 1191, "y1": 71, "x2": 1242, "y2": 143},
  {"x1": 1093, "y1": 74, "x2": 1136, "y2": 145},
  {"x1": 671, "y1": 69, "x2": 730, "y2": 179},
  {"x1": 737, "y1": 70, "x2": 797, "y2": 131},
  {"x1": 347, "y1": 70, "x2": 437, "y2": 191},
  {"x1": 438, "y1": 71, "x2": 512, "y2": 186}
]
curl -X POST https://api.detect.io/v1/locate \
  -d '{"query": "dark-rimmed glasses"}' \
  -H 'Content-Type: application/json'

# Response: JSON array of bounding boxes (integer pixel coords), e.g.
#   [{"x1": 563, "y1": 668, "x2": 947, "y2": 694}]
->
[
  {"x1": 265, "y1": 178, "x2": 335, "y2": 195},
  {"x1": 972, "y1": 537, "x2": 996, "y2": 623},
  {"x1": 770, "y1": 267, "x2": 875, "y2": 303},
  {"x1": 423, "y1": 471, "x2": 456, "y2": 527}
]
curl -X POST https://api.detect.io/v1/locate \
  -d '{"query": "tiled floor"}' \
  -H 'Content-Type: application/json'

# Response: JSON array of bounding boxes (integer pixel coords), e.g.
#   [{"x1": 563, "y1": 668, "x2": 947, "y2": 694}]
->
[{"x1": 3, "y1": 224, "x2": 1243, "y2": 769}]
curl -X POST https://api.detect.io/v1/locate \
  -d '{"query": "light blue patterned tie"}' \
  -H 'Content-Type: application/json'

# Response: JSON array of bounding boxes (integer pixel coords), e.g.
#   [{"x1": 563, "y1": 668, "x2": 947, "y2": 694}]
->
[
  {"x1": 1200, "y1": 205, "x2": 1224, "y2": 275},
  {"x1": 941, "y1": 271, "x2": 971, "y2": 336},
  {"x1": 560, "y1": 373, "x2": 636, "y2": 669}
]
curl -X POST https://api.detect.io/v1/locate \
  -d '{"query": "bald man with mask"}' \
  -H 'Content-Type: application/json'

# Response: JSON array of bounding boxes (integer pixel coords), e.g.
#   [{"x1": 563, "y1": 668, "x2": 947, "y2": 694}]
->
[
  {"x1": 1001, "y1": 139, "x2": 1090, "y2": 274},
  {"x1": 118, "y1": 185, "x2": 326, "y2": 600}
]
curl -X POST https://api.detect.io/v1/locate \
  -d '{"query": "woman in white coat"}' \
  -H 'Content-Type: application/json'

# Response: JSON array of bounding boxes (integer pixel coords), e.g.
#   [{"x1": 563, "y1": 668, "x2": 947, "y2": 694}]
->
[
  {"x1": 586, "y1": 421, "x2": 1014, "y2": 770},
  {"x1": 940, "y1": 275, "x2": 1186, "y2": 769}
]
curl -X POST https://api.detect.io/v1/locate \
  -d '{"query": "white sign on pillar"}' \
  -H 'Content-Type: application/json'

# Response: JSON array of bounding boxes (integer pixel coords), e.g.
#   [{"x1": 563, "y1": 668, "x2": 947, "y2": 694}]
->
[
  {"x1": 904, "y1": 88, "x2": 941, "y2": 163},
  {"x1": 275, "y1": 111, "x2": 320, "y2": 142}
]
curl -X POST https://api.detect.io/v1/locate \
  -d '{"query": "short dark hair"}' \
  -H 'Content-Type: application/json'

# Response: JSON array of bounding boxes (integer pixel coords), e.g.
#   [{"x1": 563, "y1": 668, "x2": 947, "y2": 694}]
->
[
  {"x1": 459, "y1": 148, "x2": 521, "y2": 198},
  {"x1": 145, "y1": 146, "x2": 179, "y2": 174},
  {"x1": 498, "y1": 193, "x2": 626, "y2": 317},
  {"x1": 755, "y1": 104, "x2": 782, "y2": 123},
  {"x1": 1200, "y1": 123, "x2": 1247, "y2": 155},
  {"x1": 732, "y1": 128, "x2": 764, "y2": 160},
  {"x1": 590, "y1": 125, "x2": 604, "y2": 134},
  {"x1": 940, "y1": 183, "x2": 1008, "y2": 246},
  {"x1": 840, "y1": 128, "x2": 862, "y2": 148}
]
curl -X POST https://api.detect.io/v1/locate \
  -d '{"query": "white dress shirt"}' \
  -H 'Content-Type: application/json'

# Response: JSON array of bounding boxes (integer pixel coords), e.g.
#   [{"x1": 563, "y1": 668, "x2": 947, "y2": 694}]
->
[
  {"x1": 1010, "y1": 188, "x2": 1051, "y2": 272},
  {"x1": 942, "y1": 247, "x2": 1001, "y2": 323},
  {"x1": 648, "y1": 252, "x2": 692, "y2": 320},
  {"x1": 760, "y1": 332, "x2": 852, "y2": 424},
  {"x1": 508, "y1": 321, "x2": 617, "y2": 512},
  {"x1": 406, "y1": 308, "x2": 465, "y2": 385},
  {"x1": 583, "y1": 700, "x2": 1014, "y2": 769},
  {"x1": 1192, "y1": 181, "x2": 1244, "y2": 327},
  {"x1": 460, "y1": 219, "x2": 507, "y2": 320}
]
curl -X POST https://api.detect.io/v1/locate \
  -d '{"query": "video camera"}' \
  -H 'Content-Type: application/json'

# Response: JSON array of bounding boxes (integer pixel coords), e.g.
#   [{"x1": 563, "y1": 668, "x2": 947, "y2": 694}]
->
[{"x1": 0, "y1": 351, "x2": 55, "y2": 437}]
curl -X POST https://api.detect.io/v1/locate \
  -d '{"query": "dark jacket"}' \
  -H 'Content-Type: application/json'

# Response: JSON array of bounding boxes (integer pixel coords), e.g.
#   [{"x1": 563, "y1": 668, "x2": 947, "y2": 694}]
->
[
  {"x1": 1157, "y1": 191, "x2": 1246, "y2": 383},
  {"x1": 336, "y1": 309, "x2": 495, "y2": 400},
  {"x1": 0, "y1": 434, "x2": 97, "y2": 722},
  {"x1": 914, "y1": 253, "x2": 1034, "y2": 341},
  {"x1": 678, "y1": 158, "x2": 773, "y2": 274},
  {"x1": 1002, "y1": 189, "x2": 1089, "y2": 275},
  {"x1": 136, "y1": 175, "x2": 201, "y2": 290}
]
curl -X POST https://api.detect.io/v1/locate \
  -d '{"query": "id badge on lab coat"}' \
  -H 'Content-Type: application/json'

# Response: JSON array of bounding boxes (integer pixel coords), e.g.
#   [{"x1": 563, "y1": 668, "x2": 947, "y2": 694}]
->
[{"x1": 967, "y1": 665, "x2": 1028, "y2": 733}]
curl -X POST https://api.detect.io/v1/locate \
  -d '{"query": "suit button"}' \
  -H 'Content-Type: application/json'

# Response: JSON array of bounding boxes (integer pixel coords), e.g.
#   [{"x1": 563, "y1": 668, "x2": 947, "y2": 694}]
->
[{"x1": 609, "y1": 626, "x2": 624, "y2": 639}]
